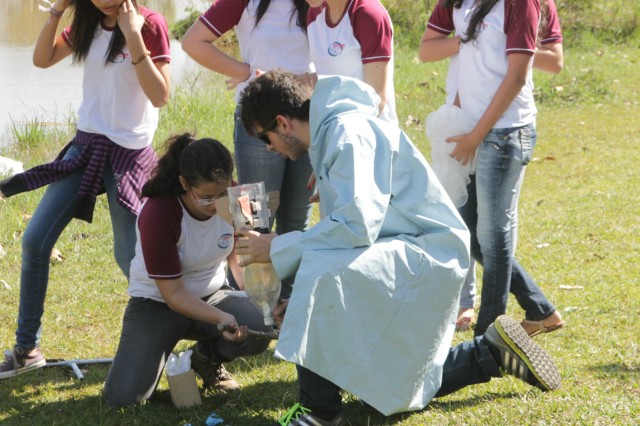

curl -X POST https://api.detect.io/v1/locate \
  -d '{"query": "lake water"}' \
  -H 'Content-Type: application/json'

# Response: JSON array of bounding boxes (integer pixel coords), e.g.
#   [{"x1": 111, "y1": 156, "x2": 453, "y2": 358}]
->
[{"x1": 0, "y1": 0, "x2": 209, "y2": 146}]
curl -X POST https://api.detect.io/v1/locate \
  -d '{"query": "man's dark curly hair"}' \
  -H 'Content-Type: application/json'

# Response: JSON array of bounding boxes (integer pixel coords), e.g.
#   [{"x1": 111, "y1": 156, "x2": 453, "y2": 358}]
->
[{"x1": 239, "y1": 69, "x2": 312, "y2": 137}]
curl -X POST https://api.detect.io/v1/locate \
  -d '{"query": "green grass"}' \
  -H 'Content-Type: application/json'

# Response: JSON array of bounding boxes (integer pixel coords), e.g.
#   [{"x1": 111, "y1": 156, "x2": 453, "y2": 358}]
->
[{"x1": 1, "y1": 7, "x2": 640, "y2": 426}]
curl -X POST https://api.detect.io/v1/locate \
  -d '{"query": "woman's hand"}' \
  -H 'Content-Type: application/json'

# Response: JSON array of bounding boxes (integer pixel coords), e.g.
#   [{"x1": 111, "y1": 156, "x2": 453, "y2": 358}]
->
[
  {"x1": 51, "y1": 0, "x2": 71, "y2": 13},
  {"x1": 118, "y1": 0, "x2": 145, "y2": 40},
  {"x1": 235, "y1": 228, "x2": 276, "y2": 266},
  {"x1": 446, "y1": 132, "x2": 482, "y2": 165},
  {"x1": 218, "y1": 313, "x2": 249, "y2": 343},
  {"x1": 224, "y1": 63, "x2": 251, "y2": 90}
]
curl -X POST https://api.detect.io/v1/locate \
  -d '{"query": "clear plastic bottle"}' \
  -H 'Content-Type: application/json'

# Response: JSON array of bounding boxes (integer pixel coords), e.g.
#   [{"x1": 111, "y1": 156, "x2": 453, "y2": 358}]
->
[
  {"x1": 241, "y1": 259, "x2": 281, "y2": 326},
  {"x1": 228, "y1": 182, "x2": 282, "y2": 326}
]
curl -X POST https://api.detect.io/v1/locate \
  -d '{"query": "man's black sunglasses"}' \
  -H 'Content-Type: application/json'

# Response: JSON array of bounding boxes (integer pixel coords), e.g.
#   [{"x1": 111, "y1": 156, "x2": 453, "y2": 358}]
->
[{"x1": 255, "y1": 117, "x2": 278, "y2": 145}]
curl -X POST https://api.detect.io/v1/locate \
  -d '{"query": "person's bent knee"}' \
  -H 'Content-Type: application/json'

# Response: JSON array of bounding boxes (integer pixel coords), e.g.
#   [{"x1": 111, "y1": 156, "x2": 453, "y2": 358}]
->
[
  {"x1": 103, "y1": 385, "x2": 148, "y2": 408},
  {"x1": 21, "y1": 224, "x2": 53, "y2": 257},
  {"x1": 246, "y1": 335, "x2": 270, "y2": 357},
  {"x1": 103, "y1": 376, "x2": 150, "y2": 408}
]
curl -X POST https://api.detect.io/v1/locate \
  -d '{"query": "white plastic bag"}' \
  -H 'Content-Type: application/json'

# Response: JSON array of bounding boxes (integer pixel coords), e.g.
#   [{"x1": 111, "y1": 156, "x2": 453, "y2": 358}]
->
[
  {"x1": 425, "y1": 104, "x2": 476, "y2": 208},
  {"x1": 165, "y1": 349, "x2": 192, "y2": 376},
  {"x1": 0, "y1": 156, "x2": 24, "y2": 177},
  {"x1": 165, "y1": 349, "x2": 201, "y2": 408}
]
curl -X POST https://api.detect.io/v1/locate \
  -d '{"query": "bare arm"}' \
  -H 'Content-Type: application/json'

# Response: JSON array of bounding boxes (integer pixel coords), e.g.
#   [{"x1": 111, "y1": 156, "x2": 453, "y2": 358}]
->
[
  {"x1": 362, "y1": 61, "x2": 390, "y2": 114},
  {"x1": 227, "y1": 248, "x2": 245, "y2": 290},
  {"x1": 119, "y1": 0, "x2": 170, "y2": 107},
  {"x1": 447, "y1": 53, "x2": 532, "y2": 165},
  {"x1": 32, "y1": 0, "x2": 73, "y2": 68},
  {"x1": 157, "y1": 278, "x2": 233, "y2": 324},
  {"x1": 182, "y1": 19, "x2": 251, "y2": 90},
  {"x1": 156, "y1": 278, "x2": 247, "y2": 341},
  {"x1": 418, "y1": 27, "x2": 460, "y2": 63},
  {"x1": 533, "y1": 42, "x2": 563, "y2": 74}
]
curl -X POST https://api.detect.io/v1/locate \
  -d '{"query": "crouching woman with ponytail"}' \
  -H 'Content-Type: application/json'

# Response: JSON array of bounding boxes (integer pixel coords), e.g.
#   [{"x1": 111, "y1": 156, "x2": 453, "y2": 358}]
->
[{"x1": 103, "y1": 134, "x2": 270, "y2": 407}]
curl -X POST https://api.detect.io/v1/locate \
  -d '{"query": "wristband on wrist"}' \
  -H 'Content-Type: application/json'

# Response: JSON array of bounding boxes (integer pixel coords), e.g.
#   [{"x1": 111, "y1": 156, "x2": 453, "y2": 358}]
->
[
  {"x1": 132, "y1": 50, "x2": 151, "y2": 66},
  {"x1": 49, "y1": 6, "x2": 64, "y2": 17}
]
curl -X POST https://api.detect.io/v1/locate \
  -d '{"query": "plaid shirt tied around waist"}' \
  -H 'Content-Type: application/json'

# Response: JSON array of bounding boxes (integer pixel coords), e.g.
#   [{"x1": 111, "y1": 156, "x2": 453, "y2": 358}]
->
[{"x1": 0, "y1": 131, "x2": 157, "y2": 222}]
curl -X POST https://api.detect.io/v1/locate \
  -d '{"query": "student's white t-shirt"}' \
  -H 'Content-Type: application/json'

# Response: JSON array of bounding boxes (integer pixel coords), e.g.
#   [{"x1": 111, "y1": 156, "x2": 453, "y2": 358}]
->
[
  {"x1": 199, "y1": 0, "x2": 313, "y2": 103},
  {"x1": 307, "y1": 0, "x2": 397, "y2": 125},
  {"x1": 428, "y1": 0, "x2": 540, "y2": 128},
  {"x1": 437, "y1": 0, "x2": 562, "y2": 108},
  {"x1": 128, "y1": 196, "x2": 234, "y2": 302},
  {"x1": 62, "y1": 7, "x2": 171, "y2": 149}
]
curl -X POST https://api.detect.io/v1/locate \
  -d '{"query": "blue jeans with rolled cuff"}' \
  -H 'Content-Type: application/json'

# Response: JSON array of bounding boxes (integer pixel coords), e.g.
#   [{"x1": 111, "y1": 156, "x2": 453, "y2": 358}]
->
[
  {"x1": 16, "y1": 143, "x2": 136, "y2": 349},
  {"x1": 458, "y1": 123, "x2": 555, "y2": 336}
]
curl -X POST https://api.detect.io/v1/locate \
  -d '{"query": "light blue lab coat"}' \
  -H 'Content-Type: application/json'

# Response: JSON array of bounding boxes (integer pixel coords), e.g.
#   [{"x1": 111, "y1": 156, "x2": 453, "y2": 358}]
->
[{"x1": 271, "y1": 76, "x2": 470, "y2": 415}]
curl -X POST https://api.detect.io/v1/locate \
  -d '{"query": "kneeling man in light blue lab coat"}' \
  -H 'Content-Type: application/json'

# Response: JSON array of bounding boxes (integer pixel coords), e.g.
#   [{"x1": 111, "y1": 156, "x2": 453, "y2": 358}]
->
[{"x1": 236, "y1": 71, "x2": 561, "y2": 426}]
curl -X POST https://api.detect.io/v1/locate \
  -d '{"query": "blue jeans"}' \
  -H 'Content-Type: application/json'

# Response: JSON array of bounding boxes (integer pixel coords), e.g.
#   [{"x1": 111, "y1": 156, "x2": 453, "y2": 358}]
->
[
  {"x1": 459, "y1": 123, "x2": 555, "y2": 336},
  {"x1": 16, "y1": 143, "x2": 137, "y2": 349},
  {"x1": 297, "y1": 336, "x2": 501, "y2": 416},
  {"x1": 233, "y1": 107, "x2": 314, "y2": 298},
  {"x1": 459, "y1": 259, "x2": 477, "y2": 309}
]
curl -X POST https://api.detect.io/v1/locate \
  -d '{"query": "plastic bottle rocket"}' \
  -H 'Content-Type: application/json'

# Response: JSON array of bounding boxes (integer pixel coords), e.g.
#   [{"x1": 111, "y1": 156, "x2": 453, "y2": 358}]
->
[{"x1": 227, "y1": 182, "x2": 281, "y2": 326}]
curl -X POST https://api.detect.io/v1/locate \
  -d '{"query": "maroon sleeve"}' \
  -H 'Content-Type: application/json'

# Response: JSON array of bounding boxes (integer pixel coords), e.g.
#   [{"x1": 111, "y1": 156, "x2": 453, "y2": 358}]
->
[
  {"x1": 505, "y1": 0, "x2": 539, "y2": 56},
  {"x1": 199, "y1": 0, "x2": 249, "y2": 37},
  {"x1": 140, "y1": 7, "x2": 171, "y2": 63},
  {"x1": 426, "y1": 2, "x2": 454, "y2": 35},
  {"x1": 137, "y1": 197, "x2": 183, "y2": 280},
  {"x1": 350, "y1": 0, "x2": 393, "y2": 64},
  {"x1": 307, "y1": 5, "x2": 323, "y2": 26},
  {"x1": 540, "y1": 0, "x2": 562, "y2": 45}
]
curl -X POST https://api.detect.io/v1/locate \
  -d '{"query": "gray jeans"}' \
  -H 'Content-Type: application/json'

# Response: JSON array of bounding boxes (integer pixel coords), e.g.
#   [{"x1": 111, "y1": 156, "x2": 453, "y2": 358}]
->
[{"x1": 103, "y1": 288, "x2": 270, "y2": 406}]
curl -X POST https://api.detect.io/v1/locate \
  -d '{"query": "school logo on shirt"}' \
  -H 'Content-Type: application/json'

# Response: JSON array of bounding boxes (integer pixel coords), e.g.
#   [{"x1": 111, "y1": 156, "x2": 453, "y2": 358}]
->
[
  {"x1": 328, "y1": 42, "x2": 345, "y2": 57},
  {"x1": 218, "y1": 233, "x2": 233, "y2": 249}
]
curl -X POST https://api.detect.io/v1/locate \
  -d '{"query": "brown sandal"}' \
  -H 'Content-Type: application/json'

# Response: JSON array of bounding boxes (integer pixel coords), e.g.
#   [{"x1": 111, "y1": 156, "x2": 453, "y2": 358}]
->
[
  {"x1": 455, "y1": 308, "x2": 475, "y2": 332},
  {"x1": 521, "y1": 318, "x2": 565, "y2": 337}
]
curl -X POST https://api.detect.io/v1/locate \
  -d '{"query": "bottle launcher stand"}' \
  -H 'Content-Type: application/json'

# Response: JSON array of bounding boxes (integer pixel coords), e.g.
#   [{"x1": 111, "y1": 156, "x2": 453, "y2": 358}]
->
[{"x1": 44, "y1": 358, "x2": 113, "y2": 380}]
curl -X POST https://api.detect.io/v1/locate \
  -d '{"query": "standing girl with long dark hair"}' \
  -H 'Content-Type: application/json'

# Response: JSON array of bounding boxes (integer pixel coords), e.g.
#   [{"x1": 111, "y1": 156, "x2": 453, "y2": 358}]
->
[
  {"x1": 0, "y1": 0, "x2": 170, "y2": 379},
  {"x1": 420, "y1": 0, "x2": 565, "y2": 335},
  {"x1": 420, "y1": 0, "x2": 564, "y2": 336}
]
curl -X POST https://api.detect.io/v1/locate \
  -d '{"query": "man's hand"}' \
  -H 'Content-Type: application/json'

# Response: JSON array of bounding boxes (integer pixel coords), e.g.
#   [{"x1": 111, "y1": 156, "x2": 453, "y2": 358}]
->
[
  {"x1": 307, "y1": 172, "x2": 319, "y2": 203},
  {"x1": 235, "y1": 228, "x2": 277, "y2": 266},
  {"x1": 273, "y1": 299, "x2": 289, "y2": 328}
]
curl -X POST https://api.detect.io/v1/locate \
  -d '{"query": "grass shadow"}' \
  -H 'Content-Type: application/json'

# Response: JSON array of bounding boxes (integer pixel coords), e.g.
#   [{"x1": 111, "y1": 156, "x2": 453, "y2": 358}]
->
[
  {"x1": 0, "y1": 362, "x2": 296, "y2": 426},
  {"x1": 337, "y1": 390, "x2": 523, "y2": 425},
  {"x1": 586, "y1": 362, "x2": 640, "y2": 378}
]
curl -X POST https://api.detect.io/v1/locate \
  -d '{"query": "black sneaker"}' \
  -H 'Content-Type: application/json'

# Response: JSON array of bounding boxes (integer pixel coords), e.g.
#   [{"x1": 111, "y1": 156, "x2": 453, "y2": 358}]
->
[
  {"x1": 277, "y1": 403, "x2": 347, "y2": 426},
  {"x1": 189, "y1": 344, "x2": 239, "y2": 391},
  {"x1": 0, "y1": 346, "x2": 46, "y2": 379},
  {"x1": 484, "y1": 315, "x2": 561, "y2": 391}
]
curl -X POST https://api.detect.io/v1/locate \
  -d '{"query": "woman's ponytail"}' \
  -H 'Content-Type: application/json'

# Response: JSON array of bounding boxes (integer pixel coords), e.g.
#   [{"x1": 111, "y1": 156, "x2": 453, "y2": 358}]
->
[
  {"x1": 142, "y1": 133, "x2": 194, "y2": 197},
  {"x1": 142, "y1": 133, "x2": 234, "y2": 198}
]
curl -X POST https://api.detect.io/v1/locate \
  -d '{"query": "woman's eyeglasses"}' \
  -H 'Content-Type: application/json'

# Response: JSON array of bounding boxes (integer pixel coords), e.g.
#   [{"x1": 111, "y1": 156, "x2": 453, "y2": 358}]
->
[
  {"x1": 189, "y1": 189, "x2": 227, "y2": 206},
  {"x1": 255, "y1": 117, "x2": 278, "y2": 145}
]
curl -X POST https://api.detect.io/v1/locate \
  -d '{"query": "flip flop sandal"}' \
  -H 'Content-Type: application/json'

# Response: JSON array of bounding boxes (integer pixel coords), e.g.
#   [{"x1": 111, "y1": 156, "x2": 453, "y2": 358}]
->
[
  {"x1": 455, "y1": 310, "x2": 475, "y2": 332},
  {"x1": 521, "y1": 318, "x2": 566, "y2": 337}
]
